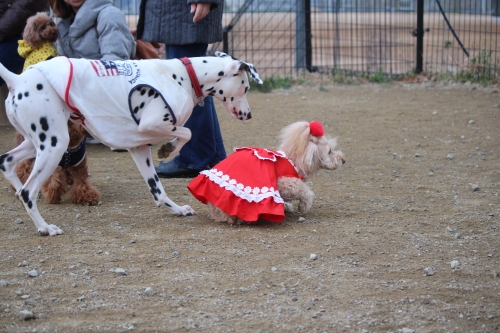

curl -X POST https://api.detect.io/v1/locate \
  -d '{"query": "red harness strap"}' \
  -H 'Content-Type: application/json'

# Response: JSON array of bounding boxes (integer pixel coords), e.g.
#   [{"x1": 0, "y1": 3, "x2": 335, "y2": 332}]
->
[
  {"x1": 64, "y1": 58, "x2": 86, "y2": 124},
  {"x1": 179, "y1": 57, "x2": 204, "y2": 107}
]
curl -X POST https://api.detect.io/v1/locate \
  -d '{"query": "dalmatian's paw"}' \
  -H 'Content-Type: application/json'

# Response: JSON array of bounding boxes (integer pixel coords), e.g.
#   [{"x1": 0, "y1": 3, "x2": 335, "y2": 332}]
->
[
  {"x1": 38, "y1": 224, "x2": 63, "y2": 236},
  {"x1": 175, "y1": 205, "x2": 196, "y2": 216}
]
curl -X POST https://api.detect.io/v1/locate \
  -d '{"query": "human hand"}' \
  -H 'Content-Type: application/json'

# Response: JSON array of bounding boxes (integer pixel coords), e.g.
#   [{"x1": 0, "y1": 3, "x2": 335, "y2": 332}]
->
[{"x1": 190, "y1": 3, "x2": 211, "y2": 22}]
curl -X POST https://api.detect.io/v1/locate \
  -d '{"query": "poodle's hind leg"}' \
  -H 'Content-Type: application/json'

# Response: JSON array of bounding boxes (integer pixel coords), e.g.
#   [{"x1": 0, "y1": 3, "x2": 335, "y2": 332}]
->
[
  {"x1": 67, "y1": 157, "x2": 101, "y2": 206},
  {"x1": 41, "y1": 166, "x2": 67, "y2": 204},
  {"x1": 208, "y1": 203, "x2": 239, "y2": 224}
]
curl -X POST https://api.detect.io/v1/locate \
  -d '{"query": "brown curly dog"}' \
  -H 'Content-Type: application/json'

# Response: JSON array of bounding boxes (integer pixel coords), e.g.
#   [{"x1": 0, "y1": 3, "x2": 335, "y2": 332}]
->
[{"x1": 13, "y1": 123, "x2": 101, "y2": 206}]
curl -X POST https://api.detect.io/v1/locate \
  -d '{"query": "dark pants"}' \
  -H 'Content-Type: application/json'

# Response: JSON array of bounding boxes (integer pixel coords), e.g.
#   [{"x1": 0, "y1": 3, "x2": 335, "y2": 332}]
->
[
  {"x1": 0, "y1": 36, "x2": 24, "y2": 86},
  {"x1": 165, "y1": 43, "x2": 226, "y2": 170}
]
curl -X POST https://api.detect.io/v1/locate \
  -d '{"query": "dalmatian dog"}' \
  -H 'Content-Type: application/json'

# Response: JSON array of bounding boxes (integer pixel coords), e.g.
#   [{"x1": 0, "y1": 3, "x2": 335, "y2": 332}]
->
[{"x1": 0, "y1": 51, "x2": 262, "y2": 236}]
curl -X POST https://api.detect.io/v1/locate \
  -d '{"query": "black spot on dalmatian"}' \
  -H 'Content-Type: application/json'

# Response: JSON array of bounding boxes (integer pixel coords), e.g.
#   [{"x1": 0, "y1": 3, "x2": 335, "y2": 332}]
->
[
  {"x1": 177, "y1": 82, "x2": 182, "y2": 86},
  {"x1": 172, "y1": 74, "x2": 177, "y2": 80},
  {"x1": 133, "y1": 106, "x2": 139, "y2": 114},
  {"x1": 219, "y1": 90, "x2": 223, "y2": 95},
  {"x1": 206, "y1": 87, "x2": 214, "y2": 92},
  {"x1": 172, "y1": 127, "x2": 176, "y2": 131},
  {"x1": 20, "y1": 188, "x2": 29, "y2": 200},
  {"x1": 216, "y1": 78, "x2": 221, "y2": 82},
  {"x1": 154, "y1": 92, "x2": 159, "y2": 98},
  {"x1": 39, "y1": 133, "x2": 46, "y2": 142},
  {"x1": 233, "y1": 73, "x2": 238, "y2": 77},
  {"x1": 231, "y1": 97, "x2": 234, "y2": 101},
  {"x1": 148, "y1": 89, "x2": 155, "y2": 97},
  {"x1": 20, "y1": 188, "x2": 30, "y2": 201},
  {"x1": 24, "y1": 92, "x2": 29, "y2": 97},
  {"x1": 36, "y1": 83, "x2": 43, "y2": 90},
  {"x1": 147, "y1": 178, "x2": 161, "y2": 201},
  {"x1": 200, "y1": 84, "x2": 204, "y2": 89},
  {"x1": 0, "y1": 153, "x2": 11, "y2": 172},
  {"x1": 17, "y1": 93, "x2": 22, "y2": 100},
  {"x1": 40, "y1": 117, "x2": 49, "y2": 131},
  {"x1": 223, "y1": 97, "x2": 226, "y2": 102},
  {"x1": 245, "y1": 87, "x2": 249, "y2": 94},
  {"x1": 40, "y1": 144, "x2": 45, "y2": 150},
  {"x1": 140, "y1": 89, "x2": 146, "y2": 96},
  {"x1": 31, "y1": 124, "x2": 36, "y2": 132},
  {"x1": 203, "y1": 60, "x2": 207, "y2": 63},
  {"x1": 164, "y1": 202, "x2": 171, "y2": 208},
  {"x1": 218, "y1": 71, "x2": 224, "y2": 76},
  {"x1": 21, "y1": 189, "x2": 33, "y2": 209},
  {"x1": 140, "y1": 102, "x2": 145, "y2": 109},
  {"x1": 154, "y1": 174, "x2": 159, "y2": 182},
  {"x1": 146, "y1": 158, "x2": 150, "y2": 167},
  {"x1": 51, "y1": 136, "x2": 57, "y2": 147},
  {"x1": 242, "y1": 80, "x2": 244, "y2": 84}
]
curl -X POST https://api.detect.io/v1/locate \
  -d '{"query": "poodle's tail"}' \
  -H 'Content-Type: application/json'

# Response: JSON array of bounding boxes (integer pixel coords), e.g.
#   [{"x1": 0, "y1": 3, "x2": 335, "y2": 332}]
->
[{"x1": 0, "y1": 62, "x2": 19, "y2": 92}]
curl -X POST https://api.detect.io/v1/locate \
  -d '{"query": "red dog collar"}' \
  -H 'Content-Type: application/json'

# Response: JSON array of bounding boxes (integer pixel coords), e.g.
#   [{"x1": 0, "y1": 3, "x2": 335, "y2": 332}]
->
[{"x1": 180, "y1": 57, "x2": 204, "y2": 107}]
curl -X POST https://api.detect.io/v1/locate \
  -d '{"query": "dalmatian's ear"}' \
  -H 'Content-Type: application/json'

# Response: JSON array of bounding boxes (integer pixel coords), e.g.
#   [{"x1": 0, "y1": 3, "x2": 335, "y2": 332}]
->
[
  {"x1": 215, "y1": 51, "x2": 263, "y2": 84},
  {"x1": 215, "y1": 51, "x2": 232, "y2": 59},
  {"x1": 238, "y1": 62, "x2": 263, "y2": 84}
]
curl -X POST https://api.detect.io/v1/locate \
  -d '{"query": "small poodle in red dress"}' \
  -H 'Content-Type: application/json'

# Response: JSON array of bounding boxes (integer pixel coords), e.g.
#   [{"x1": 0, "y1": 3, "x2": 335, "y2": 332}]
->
[{"x1": 188, "y1": 121, "x2": 345, "y2": 224}]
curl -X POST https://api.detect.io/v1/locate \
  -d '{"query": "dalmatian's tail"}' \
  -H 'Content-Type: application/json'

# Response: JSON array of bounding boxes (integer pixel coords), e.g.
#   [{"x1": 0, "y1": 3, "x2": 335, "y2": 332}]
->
[{"x1": 0, "y1": 62, "x2": 19, "y2": 92}]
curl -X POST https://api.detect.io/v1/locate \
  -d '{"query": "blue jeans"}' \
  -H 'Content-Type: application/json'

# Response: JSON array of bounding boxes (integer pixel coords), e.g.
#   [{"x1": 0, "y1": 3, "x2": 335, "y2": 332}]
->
[
  {"x1": 165, "y1": 43, "x2": 226, "y2": 170},
  {"x1": 0, "y1": 36, "x2": 25, "y2": 86}
]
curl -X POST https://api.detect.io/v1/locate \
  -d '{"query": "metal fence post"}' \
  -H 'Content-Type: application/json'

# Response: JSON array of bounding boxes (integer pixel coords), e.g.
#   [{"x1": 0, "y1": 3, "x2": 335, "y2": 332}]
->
[
  {"x1": 493, "y1": 0, "x2": 500, "y2": 17},
  {"x1": 295, "y1": 0, "x2": 313, "y2": 71},
  {"x1": 416, "y1": 0, "x2": 424, "y2": 73}
]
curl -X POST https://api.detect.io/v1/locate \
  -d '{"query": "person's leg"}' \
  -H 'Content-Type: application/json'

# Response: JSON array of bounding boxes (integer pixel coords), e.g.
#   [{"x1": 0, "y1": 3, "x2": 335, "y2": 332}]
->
[
  {"x1": 155, "y1": 44, "x2": 226, "y2": 178},
  {"x1": 0, "y1": 36, "x2": 25, "y2": 86}
]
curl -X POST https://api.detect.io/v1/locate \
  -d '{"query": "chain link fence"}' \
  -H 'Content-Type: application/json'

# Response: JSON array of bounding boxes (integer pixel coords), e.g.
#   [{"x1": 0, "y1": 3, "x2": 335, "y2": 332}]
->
[{"x1": 119, "y1": 0, "x2": 499, "y2": 80}]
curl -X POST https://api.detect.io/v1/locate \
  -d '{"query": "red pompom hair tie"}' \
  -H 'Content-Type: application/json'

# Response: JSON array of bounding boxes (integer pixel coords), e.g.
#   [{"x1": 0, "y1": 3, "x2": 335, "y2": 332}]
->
[{"x1": 309, "y1": 121, "x2": 324, "y2": 137}]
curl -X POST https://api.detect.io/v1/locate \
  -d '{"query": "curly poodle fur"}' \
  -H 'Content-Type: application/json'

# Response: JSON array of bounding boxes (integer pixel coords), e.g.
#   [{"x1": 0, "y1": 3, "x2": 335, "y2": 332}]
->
[
  {"x1": 23, "y1": 12, "x2": 58, "y2": 48},
  {"x1": 13, "y1": 123, "x2": 101, "y2": 206},
  {"x1": 208, "y1": 121, "x2": 345, "y2": 224}
]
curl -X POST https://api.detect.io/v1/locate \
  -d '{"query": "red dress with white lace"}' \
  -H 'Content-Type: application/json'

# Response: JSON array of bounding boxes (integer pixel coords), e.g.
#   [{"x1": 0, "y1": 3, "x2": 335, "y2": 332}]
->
[{"x1": 187, "y1": 147, "x2": 302, "y2": 222}]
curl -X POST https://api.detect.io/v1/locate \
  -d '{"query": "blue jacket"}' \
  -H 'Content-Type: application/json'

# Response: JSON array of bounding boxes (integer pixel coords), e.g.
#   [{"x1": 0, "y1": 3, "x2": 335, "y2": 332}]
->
[{"x1": 136, "y1": 0, "x2": 223, "y2": 45}]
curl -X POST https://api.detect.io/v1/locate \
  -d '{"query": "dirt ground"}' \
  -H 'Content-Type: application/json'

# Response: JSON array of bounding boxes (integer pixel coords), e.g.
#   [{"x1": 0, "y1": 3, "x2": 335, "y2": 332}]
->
[{"x1": 0, "y1": 80, "x2": 499, "y2": 332}]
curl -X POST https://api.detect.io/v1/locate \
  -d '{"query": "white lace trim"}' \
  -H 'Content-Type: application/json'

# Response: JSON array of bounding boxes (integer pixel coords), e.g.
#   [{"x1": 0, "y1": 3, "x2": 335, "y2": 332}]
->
[{"x1": 200, "y1": 168, "x2": 284, "y2": 204}]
